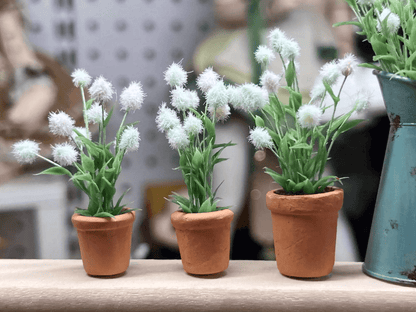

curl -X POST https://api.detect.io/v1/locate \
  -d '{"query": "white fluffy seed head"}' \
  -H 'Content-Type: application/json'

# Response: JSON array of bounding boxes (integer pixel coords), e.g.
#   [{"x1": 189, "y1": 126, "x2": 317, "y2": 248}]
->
[
  {"x1": 12, "y1": 139, "x2": 40, "y2": 164},
  {"x1": 281, "y1": 38, "x2": 300, "y2": 60},
  {"x1": 89, "y1": 76, "x2": 115, "y2": 102},
  {"x1": 230, "y1": 83, "x2": 269, "y2": 112},
  {"x1": 260, "y1": 70, "x2": 281, "y2": 94},
  {"x1": 119, "y1": 126, "x2": 140, "y2": 152},
  {"x1": 48, "y1": 111, "x2": 75, "y2": 137},
  {"x1": 52, "y1": 142, "x2": 79, "y2": 166},
  {"x1": 353, "y1": 89, "x2": 371, "y2": 113},
  {"x1": 164, "y1": 62, "x2": 187, "y2": 88},
  {"x1": 208, "y1": 104, "x2": 231, "y2": 122},
  {"x1": 196, "y1": 67, "x2": 220, "y2": 93},
  {"x1": 310, "y1": 81, "x2": 327, "y2": 103},
  {"x1": 377, "y1": 8, "x2": 401, "y2": 34},
  {"x1": 268, "y1": 28, "x2": 287, "y2": 54},
  {"x1": 171, "y1": 87, "x2": 199, "y2": 111},
  {"x1": 183, "y1": 113, "x2": 203, "y2": 136},
  {"x1": 86, "y1": 102, "x2": 107, "y2": 124},
  {"x1": 319, "y1": 60, "x2": 341, "y2": 85},
  {"x1": 120, "y1": 81, "x2": 146, "y2": 112},
  {"x1": 297, "y1": 105, "x2": 323, "y2": 129},
  {"x1": 156, "y1": 102, "x2": 181, "y2": 133},
  {"x1": 71, "y1": 68, "x2": 92, "y2": 88},
  {"x1": 254, "y1": 45, "x2": 276, "y2": 67},
  {"x1": 338, "y1": 53, "x2": 358, "y2": 77},
  {"x1": 248, "y1": 127, "x2": 273, "y2": 149},
  {"x1": 206, "y1": 80, "x2": 229, "y2": 109},
  {"x1": 167, "y1": 125, "x2": 190, "y2": 150}
]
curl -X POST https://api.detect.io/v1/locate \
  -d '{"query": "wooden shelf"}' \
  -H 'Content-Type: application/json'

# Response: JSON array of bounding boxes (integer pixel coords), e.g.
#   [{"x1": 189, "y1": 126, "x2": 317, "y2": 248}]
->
[{"x1": 0, "y1": 260, "x2": 415, "y2": 311}]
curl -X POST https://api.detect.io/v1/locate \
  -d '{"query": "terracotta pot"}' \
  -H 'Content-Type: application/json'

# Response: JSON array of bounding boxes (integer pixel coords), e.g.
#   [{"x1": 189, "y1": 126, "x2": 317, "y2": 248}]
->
[
  {"x1": 71, "y1": 210, "x2": 135, "y2": 277},
  {"x1": 266, "y1": 187, "x2": 343, "y2": 278},
  {"x1": 171, "y1": 209, "x2": 234, "y2": 275}
]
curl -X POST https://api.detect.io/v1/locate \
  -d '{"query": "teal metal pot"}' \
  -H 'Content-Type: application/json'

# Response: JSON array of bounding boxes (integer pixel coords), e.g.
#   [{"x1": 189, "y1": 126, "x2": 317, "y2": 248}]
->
[{"x1": 363, "y1": 71, "x2": 416, "y2": 286}]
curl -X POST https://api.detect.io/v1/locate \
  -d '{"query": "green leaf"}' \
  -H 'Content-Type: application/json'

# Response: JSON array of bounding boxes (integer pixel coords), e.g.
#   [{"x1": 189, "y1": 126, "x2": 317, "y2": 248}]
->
[
  {"x1": 192, "y1": 149, "x2": 203, "y2": 168},
  {"x1": 254, "y1": 115, "x2": 265, "y2": 127},
  {"x1": 81, "y1": 154, "x2": 95, "y2": 173},
  {"x1": 74, "y1": 209, "x2": 92, "y2": 217},
  {"x1": 265, "y1": 168, "x2": 288, "y2": 188},
  {"x1": 203, "y1": 116, "x2": 216, "y2": 141},
  {"x1": 103, "y1": 107, "x2": 114, "y2": 128},
  {"x1": 358, "y1": 63, "x2": 383, "y2": 71},
  {"x1": 285, "y1": 61, "x2": 295, "y2": 87},
  {"x1": 290, "y1": 143, "x2": 312, "y2": 150},
  {"x1": 336, "y1": 119, "x2": 366, "y2": 135},
  {"x1": 93, "y1": 212, "x2": 115, "y2": 218},
  {"x1": 36, "y1": 166, "x2": 72, "y2": 177},
  {"x1": 198, "y1": 198, "x2": 213, "y2": 213},
  {"x1": 85, "y1": 98, "x2": 94, "y2": 110},
  {"x1": 333, "y1": 21, "x2": 362, "y2": 28},
  {"x1": 373, "y1": 55, "x2": 397, "y2": 64}
]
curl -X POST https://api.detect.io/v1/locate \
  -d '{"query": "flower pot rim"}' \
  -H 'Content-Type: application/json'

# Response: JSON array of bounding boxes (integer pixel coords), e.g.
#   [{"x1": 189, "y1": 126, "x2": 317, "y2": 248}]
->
[
  {"x1": 373, "y1": 70, "x2": 416, "y2": 85},
  {"x1": 266, "y1": 187, "x2": 344, "y2": 215},
  {"x1": 72, "y1": 210, "x2": 136, "y2": 231},
  {"x1": 171, "y1": 208, "x2": 234, "y2": 230}
]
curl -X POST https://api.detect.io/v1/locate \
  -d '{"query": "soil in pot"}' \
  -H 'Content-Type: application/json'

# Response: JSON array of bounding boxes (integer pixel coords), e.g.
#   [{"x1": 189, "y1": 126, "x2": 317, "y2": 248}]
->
[
  {"x1": 171, "y1": 209, "x2": 234, "y2": 275},
  {"x1": 266, "y1": 187, "x2": 344, "y2": 278},
  {"x1": 71, "y1": 210, "x2": 136, "y2": 277}
]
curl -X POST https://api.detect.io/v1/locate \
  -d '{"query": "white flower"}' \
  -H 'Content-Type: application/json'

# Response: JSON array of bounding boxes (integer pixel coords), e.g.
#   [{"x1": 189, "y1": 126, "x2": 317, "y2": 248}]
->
[
  {"x1": 227, "y1": 85, "x2": 242, "y2": 108},
  {"x1": 71, "y1": 68, "x2": 92, "y2": 88},
  {"x1": 183, "y1": 113, "x2": 203, "y2": 136},
  {"x1": 167, "y1": 125, "x2": 190, "y2": 150},
  {"x1": 206, "y1": 80, "x2": 228, "y2": 109},
  {"x1": 268, "y1": 28, "x2": 287, "y2": 53},
  {"x1": 12, "y1": 140, "x2": 40, "y2": 164},
  {"x1": 120, "y1": 81, "x2": 146, "y2": 112},
  {"x1": 254, "y1": 45, "x2": 275, "y2": 67},
  {"x1": 156, "y1": 102, "x2": 181, "y2": 133},
  {"x1": 164, "y1": 62, "x2": 187, "y2": 88},
  {"x1": 119, "y1": 126, "x2": 140, "y2": 152},
  {"x1": 310, "y1": 82, "x2": 327, "y2": 103},
  {"x1": 52, "y1": 143, "x2": 78, "y2": 166},
  {"x1": 89, "y1": 76, "x2": 115, "y2": 102},
  {"x1": 248, "y1": 127, "x2": 273, "y2": 149},
  {"x1": 86, "y1": 102, "x2": 107, "y2": 124},
  {"x1": 171, "y1": 87, "x2": 199, "y2": 111},
  {"x1": 208, "y1": 104, "x2": 231, "y2": 122},
  {"x1": 353, "y1": 89, "x2": 371, "y2": 113},
  {"x1": 48, "y1": 111, "x2": 75, "y2": 137},
  {"x1": 260, "y1": 70, "x2": 281, "y2": 94},
  {"x1": 196, "y1": 67, "x2": 220, "y2": 93},
  {"x1": 319, "y1": 60, "x2": 341, "y2": 85},
  {"x1": 230, "y1": 83, "x2": 269, "y2": 112},
  {"x1": 377, "y1": 8, "x2": 401, "y2": 34},
  {"x1": 281, "y1": 38, "x2": 300, "y2": 60},
  {"x1": 338, "y1": 53, "x2": 358, "y2": 77},
  {"x1": 71, "y1": 127, "x2": 91, "y2": 147},
  {"x1": 297, "y1": 105, "x2": 323, "y2": 129}
]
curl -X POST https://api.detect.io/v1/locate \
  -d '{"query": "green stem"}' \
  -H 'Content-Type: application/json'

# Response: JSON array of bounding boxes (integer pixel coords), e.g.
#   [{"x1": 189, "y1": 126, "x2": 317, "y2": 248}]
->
[
  {"x1": 80, "y1": 87, "x2": 90, "y2": 138},
  {"x1": 36, "y1": 154, "x2": 63, "y2": 168}
]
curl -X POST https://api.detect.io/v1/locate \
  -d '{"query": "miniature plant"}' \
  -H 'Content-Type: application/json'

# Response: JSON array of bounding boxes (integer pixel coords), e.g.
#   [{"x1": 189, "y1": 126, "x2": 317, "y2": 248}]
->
[
  {"x1": 12, "y1": 69, "x2": 144, "y2": 217},
  {"x1": 336, "y1": 0, "x2": 416, "y2": 79},
  {"x1": 230, "y1": 28, "x2": 370, "y2": 195},
  {"x1": 156, "y1": 63, "x2": 234, "y2": 213}
]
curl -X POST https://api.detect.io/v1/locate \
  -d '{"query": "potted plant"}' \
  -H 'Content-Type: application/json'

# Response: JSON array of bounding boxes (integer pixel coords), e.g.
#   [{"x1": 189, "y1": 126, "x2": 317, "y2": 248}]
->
[
  {"x1": 155, "y1": 63, "x2": 235, "y2": 275},
  {"x1": 336, "y1": 0, "x2": 416, "y2": 285},
  {"x1": 228, "y1": 28, "x2": 368, "y2": 278},
  {"x1": 11, "y1": 69, "x2": 144, "y2": 277}
]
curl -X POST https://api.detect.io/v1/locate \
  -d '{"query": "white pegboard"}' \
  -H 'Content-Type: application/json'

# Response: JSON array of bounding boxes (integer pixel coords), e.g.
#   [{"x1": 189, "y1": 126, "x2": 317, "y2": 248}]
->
[{"x1": 22, "y1": 0, "x2": 216, "y2": 221}]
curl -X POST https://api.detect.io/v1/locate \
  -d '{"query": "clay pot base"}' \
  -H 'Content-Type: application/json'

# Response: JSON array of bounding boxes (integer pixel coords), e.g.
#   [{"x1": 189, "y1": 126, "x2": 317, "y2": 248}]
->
[
  {"x1": 187, "y1": 271, "x2": 227, "y2": 279},
  {"x1": 87, "y1": 272, "x2": 126, "y2": 279},
  {"x1": 284, "y1": 273, "x2": 333, "y2": 281}
]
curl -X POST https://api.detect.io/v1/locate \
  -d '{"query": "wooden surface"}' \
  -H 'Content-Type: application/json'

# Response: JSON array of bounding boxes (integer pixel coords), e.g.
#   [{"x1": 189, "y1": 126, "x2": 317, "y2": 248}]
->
[{"x1": 0, "y1": 260, "x2": 415, "y2": 312}]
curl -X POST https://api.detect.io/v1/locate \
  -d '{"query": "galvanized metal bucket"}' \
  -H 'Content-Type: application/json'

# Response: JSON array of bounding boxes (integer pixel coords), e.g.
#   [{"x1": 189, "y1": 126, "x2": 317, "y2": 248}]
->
[{"x1": 363, "y1": 71, "x2": 416, "y2": 286}]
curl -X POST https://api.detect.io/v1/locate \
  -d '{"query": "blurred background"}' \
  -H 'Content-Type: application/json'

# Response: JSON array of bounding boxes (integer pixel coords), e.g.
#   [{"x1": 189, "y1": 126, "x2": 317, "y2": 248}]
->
[{"x1": 0, "y1": 0, "x2": 388, "y2": 262}]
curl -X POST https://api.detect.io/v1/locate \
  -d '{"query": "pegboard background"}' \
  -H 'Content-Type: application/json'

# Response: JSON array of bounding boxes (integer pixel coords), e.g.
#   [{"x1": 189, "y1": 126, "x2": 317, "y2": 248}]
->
[{"x1": 22, "y1": 0, "x2": 215, "y2": 225}]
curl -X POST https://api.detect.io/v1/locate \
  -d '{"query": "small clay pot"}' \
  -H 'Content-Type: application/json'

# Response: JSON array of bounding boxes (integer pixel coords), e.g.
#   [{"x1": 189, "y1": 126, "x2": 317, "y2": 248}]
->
[
  {"x1": 171, "y1": 209, "x2": 234, "y2": 275},
  {"x1": 266, "y1": 187, "x2": 344, "y2": 278},
  {"x1": 71, "y1": 210, "x2": 136, "y2": 277}
]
